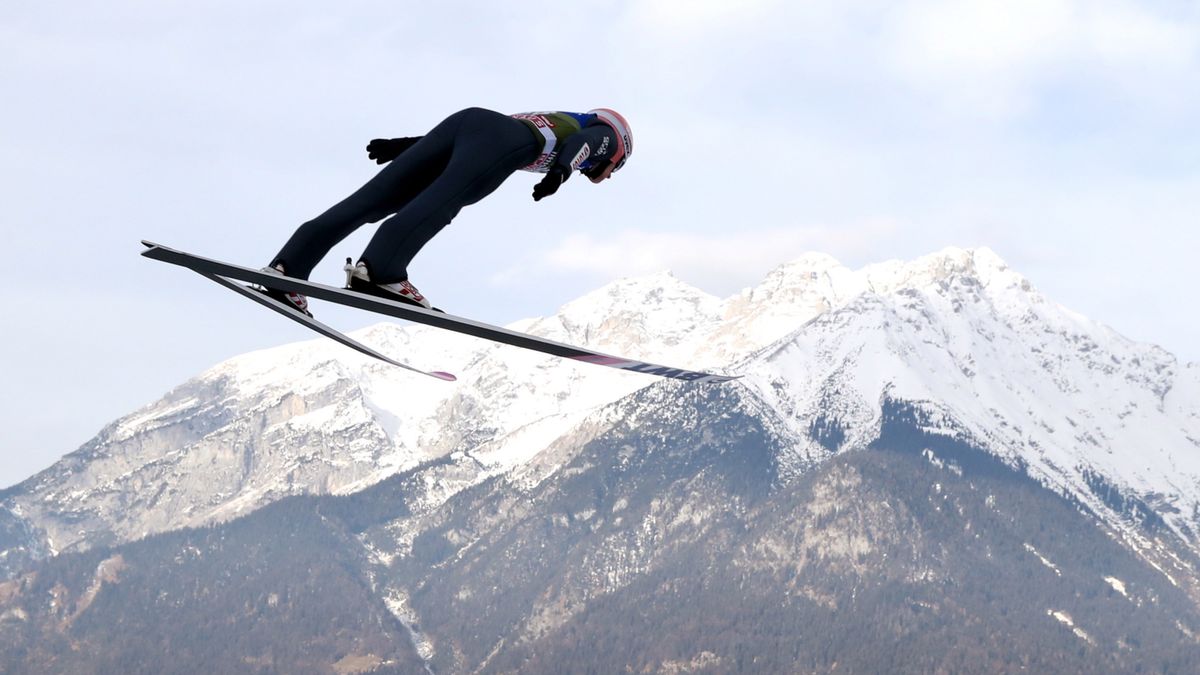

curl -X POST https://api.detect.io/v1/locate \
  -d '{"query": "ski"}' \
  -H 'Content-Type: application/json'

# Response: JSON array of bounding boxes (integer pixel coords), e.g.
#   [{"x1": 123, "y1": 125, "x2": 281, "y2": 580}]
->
[
  {"x1": 196, "y1": 271, "x2": 456, "y2": 381},
  {"x1": 141, "y1": 241, "x2": 739, "y2": 383}
]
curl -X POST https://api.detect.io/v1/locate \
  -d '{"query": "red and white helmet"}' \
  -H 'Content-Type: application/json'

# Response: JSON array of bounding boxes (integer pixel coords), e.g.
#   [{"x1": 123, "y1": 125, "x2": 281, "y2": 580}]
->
[{"x1": 586, "y1": 108, "x2": 633, "y2": 182}]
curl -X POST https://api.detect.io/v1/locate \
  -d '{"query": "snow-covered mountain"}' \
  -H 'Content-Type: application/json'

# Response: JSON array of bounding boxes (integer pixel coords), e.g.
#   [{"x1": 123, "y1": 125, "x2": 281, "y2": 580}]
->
[
  {"x1": 746, "y1": 249, "x2": 1200, "y2": 545},
  {"x1": 4, "y1": 246, "x2": 1200, "y2": 672},
  {"x1": 1, "y1": 246, "x2": 1198, "y2": 588}
]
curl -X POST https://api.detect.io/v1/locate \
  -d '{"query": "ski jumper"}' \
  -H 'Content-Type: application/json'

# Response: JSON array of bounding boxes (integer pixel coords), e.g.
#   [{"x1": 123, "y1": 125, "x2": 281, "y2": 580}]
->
[{"x1": 272, "y1": 107, "x2": 624, "y2": 284}]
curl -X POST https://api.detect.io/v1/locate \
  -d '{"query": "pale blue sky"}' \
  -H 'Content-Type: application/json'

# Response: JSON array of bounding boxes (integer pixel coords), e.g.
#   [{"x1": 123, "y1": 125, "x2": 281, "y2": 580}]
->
[{"x1": 2, "y1": 0, "x2": 1197, "y2": 488}]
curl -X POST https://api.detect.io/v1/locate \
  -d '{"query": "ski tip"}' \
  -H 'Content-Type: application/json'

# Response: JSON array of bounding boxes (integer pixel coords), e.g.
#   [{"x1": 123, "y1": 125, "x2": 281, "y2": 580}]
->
[{"x1": 430, "y1": 371, "x2": 457, "y2": 382}]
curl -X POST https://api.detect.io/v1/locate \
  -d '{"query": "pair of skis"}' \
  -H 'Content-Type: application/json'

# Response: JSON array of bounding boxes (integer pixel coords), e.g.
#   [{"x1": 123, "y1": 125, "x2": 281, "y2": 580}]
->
[{"x1": 141, "y1": 242, "x2": 738, "y2": 384}]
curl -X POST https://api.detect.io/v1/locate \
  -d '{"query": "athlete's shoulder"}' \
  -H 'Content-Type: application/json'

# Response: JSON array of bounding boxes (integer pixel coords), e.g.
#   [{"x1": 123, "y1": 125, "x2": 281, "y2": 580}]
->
[{"x1": 511, "y1": 111, "x2": 594, "y2": 130}]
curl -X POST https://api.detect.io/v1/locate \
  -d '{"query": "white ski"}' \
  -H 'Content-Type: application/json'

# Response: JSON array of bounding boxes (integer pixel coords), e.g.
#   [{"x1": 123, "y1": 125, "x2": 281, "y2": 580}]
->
[{"x1": 141, "y1": 241, "x2": 739, "y2": 383}]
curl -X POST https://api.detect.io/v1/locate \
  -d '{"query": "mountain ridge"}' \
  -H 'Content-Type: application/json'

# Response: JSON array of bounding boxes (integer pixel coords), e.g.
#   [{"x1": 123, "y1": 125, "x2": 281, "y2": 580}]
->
[
  {"x1": 3, "y1": 245, "x2": 1200, "y2": 672},
  {"x1": 2, "y1": 246, "x2": 1197, "y2": 583}
]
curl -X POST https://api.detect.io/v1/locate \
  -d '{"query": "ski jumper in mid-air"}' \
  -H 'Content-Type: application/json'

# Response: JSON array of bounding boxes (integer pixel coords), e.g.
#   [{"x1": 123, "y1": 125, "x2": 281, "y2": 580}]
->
[
  {"x1": 142, "y1": 107, "x2": 732, "y2": 381},
  {"x1": 261, "y1": 107, "x2": 633, "y2": 315}
]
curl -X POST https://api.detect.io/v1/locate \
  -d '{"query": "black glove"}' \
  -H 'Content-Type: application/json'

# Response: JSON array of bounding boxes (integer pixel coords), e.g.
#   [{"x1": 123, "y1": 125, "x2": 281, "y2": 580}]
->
[
  {"x1": 533, "y1": 165, "x2": 570, "y2": 201},
  {"x1": 366, "y1": 137, "x2": 421, "y2": 164}
]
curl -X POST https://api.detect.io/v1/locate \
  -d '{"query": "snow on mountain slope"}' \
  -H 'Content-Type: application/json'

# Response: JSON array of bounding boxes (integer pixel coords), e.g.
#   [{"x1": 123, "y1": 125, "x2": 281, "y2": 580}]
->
[
  {"x1": 2, "y1": 245, "x2": 1197, "y2": 571},
  {"x1": 0, "y1": 267, "x2": 802, "y2": 555},
  {"x1": 517, "y1": 271, "x2": 724, "y2": 360},
  {"x1": 743, "y1": 247, "x2": 1200, "y2": 546}
]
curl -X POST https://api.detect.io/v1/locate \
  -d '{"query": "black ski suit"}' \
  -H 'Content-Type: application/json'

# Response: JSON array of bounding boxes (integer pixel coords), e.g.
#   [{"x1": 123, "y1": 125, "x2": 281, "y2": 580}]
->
[{"x1": 272, "y1": 107, "x2": 619, "y2": 284}]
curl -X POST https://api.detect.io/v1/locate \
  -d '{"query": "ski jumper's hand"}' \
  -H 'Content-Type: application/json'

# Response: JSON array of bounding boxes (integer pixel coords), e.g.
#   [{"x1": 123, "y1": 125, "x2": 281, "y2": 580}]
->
[
  {"x1": 533, "y1": 165, "x2": 570, "y2": 201},
  {"x1": 366, "y1": 137, "x2": 421, "y2": 164}
]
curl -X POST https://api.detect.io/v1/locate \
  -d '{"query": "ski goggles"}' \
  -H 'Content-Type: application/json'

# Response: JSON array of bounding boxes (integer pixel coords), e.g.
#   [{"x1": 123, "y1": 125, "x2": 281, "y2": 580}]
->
[{"x1": 583, "y1": 155, "x2": 626, "y2": 183}]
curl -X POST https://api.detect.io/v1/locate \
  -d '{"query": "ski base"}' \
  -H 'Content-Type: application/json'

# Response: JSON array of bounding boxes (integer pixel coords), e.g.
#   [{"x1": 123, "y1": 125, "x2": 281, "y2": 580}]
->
[{"x1": 198, "y1": 272, "x2": 455, "y2": 380}]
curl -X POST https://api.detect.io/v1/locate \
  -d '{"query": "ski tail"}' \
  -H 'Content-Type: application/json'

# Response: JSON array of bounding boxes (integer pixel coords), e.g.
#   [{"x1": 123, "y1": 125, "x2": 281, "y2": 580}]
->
[{"x1": 197, "y1": 271, "x2": 456, "y2": 381}]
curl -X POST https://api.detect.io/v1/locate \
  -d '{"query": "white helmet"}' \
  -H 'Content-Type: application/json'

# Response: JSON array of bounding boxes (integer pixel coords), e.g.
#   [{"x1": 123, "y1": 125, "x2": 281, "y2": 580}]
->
[{"x1": 585, "y1": 108, "x2": 633, "y2": 182}]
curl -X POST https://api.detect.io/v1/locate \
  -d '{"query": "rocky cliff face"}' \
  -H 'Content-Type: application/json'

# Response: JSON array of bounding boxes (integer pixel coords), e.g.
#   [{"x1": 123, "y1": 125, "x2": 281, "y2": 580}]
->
[{"x1": 2, "y1": 375, "x2": 1197, "y2": 673}]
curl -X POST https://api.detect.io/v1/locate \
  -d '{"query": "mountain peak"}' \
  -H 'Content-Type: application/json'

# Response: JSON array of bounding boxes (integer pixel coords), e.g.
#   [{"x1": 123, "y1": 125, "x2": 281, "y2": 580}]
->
[
  {"x1": 509, "y1": 270, "x2": 723, "y2": 356},
  {"x1": 922, "y1": 245, "x2": 1012, "y2": 281},
  {"x1": 566, "y1": 269, "x2": 709, "y2": 307},
  {"x1": 858, "y1": 246, "x2": 1023, "y2": 295},
  {"x1": 769, "y1": 251, "x2": 846, "y2": 276}
]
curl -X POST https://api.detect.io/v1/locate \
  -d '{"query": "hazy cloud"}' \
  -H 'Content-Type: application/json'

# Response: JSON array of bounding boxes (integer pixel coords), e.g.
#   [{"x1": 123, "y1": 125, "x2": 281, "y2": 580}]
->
[{"x1": 884, "y1": 0, "x2": 1200, "y2": 117}]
